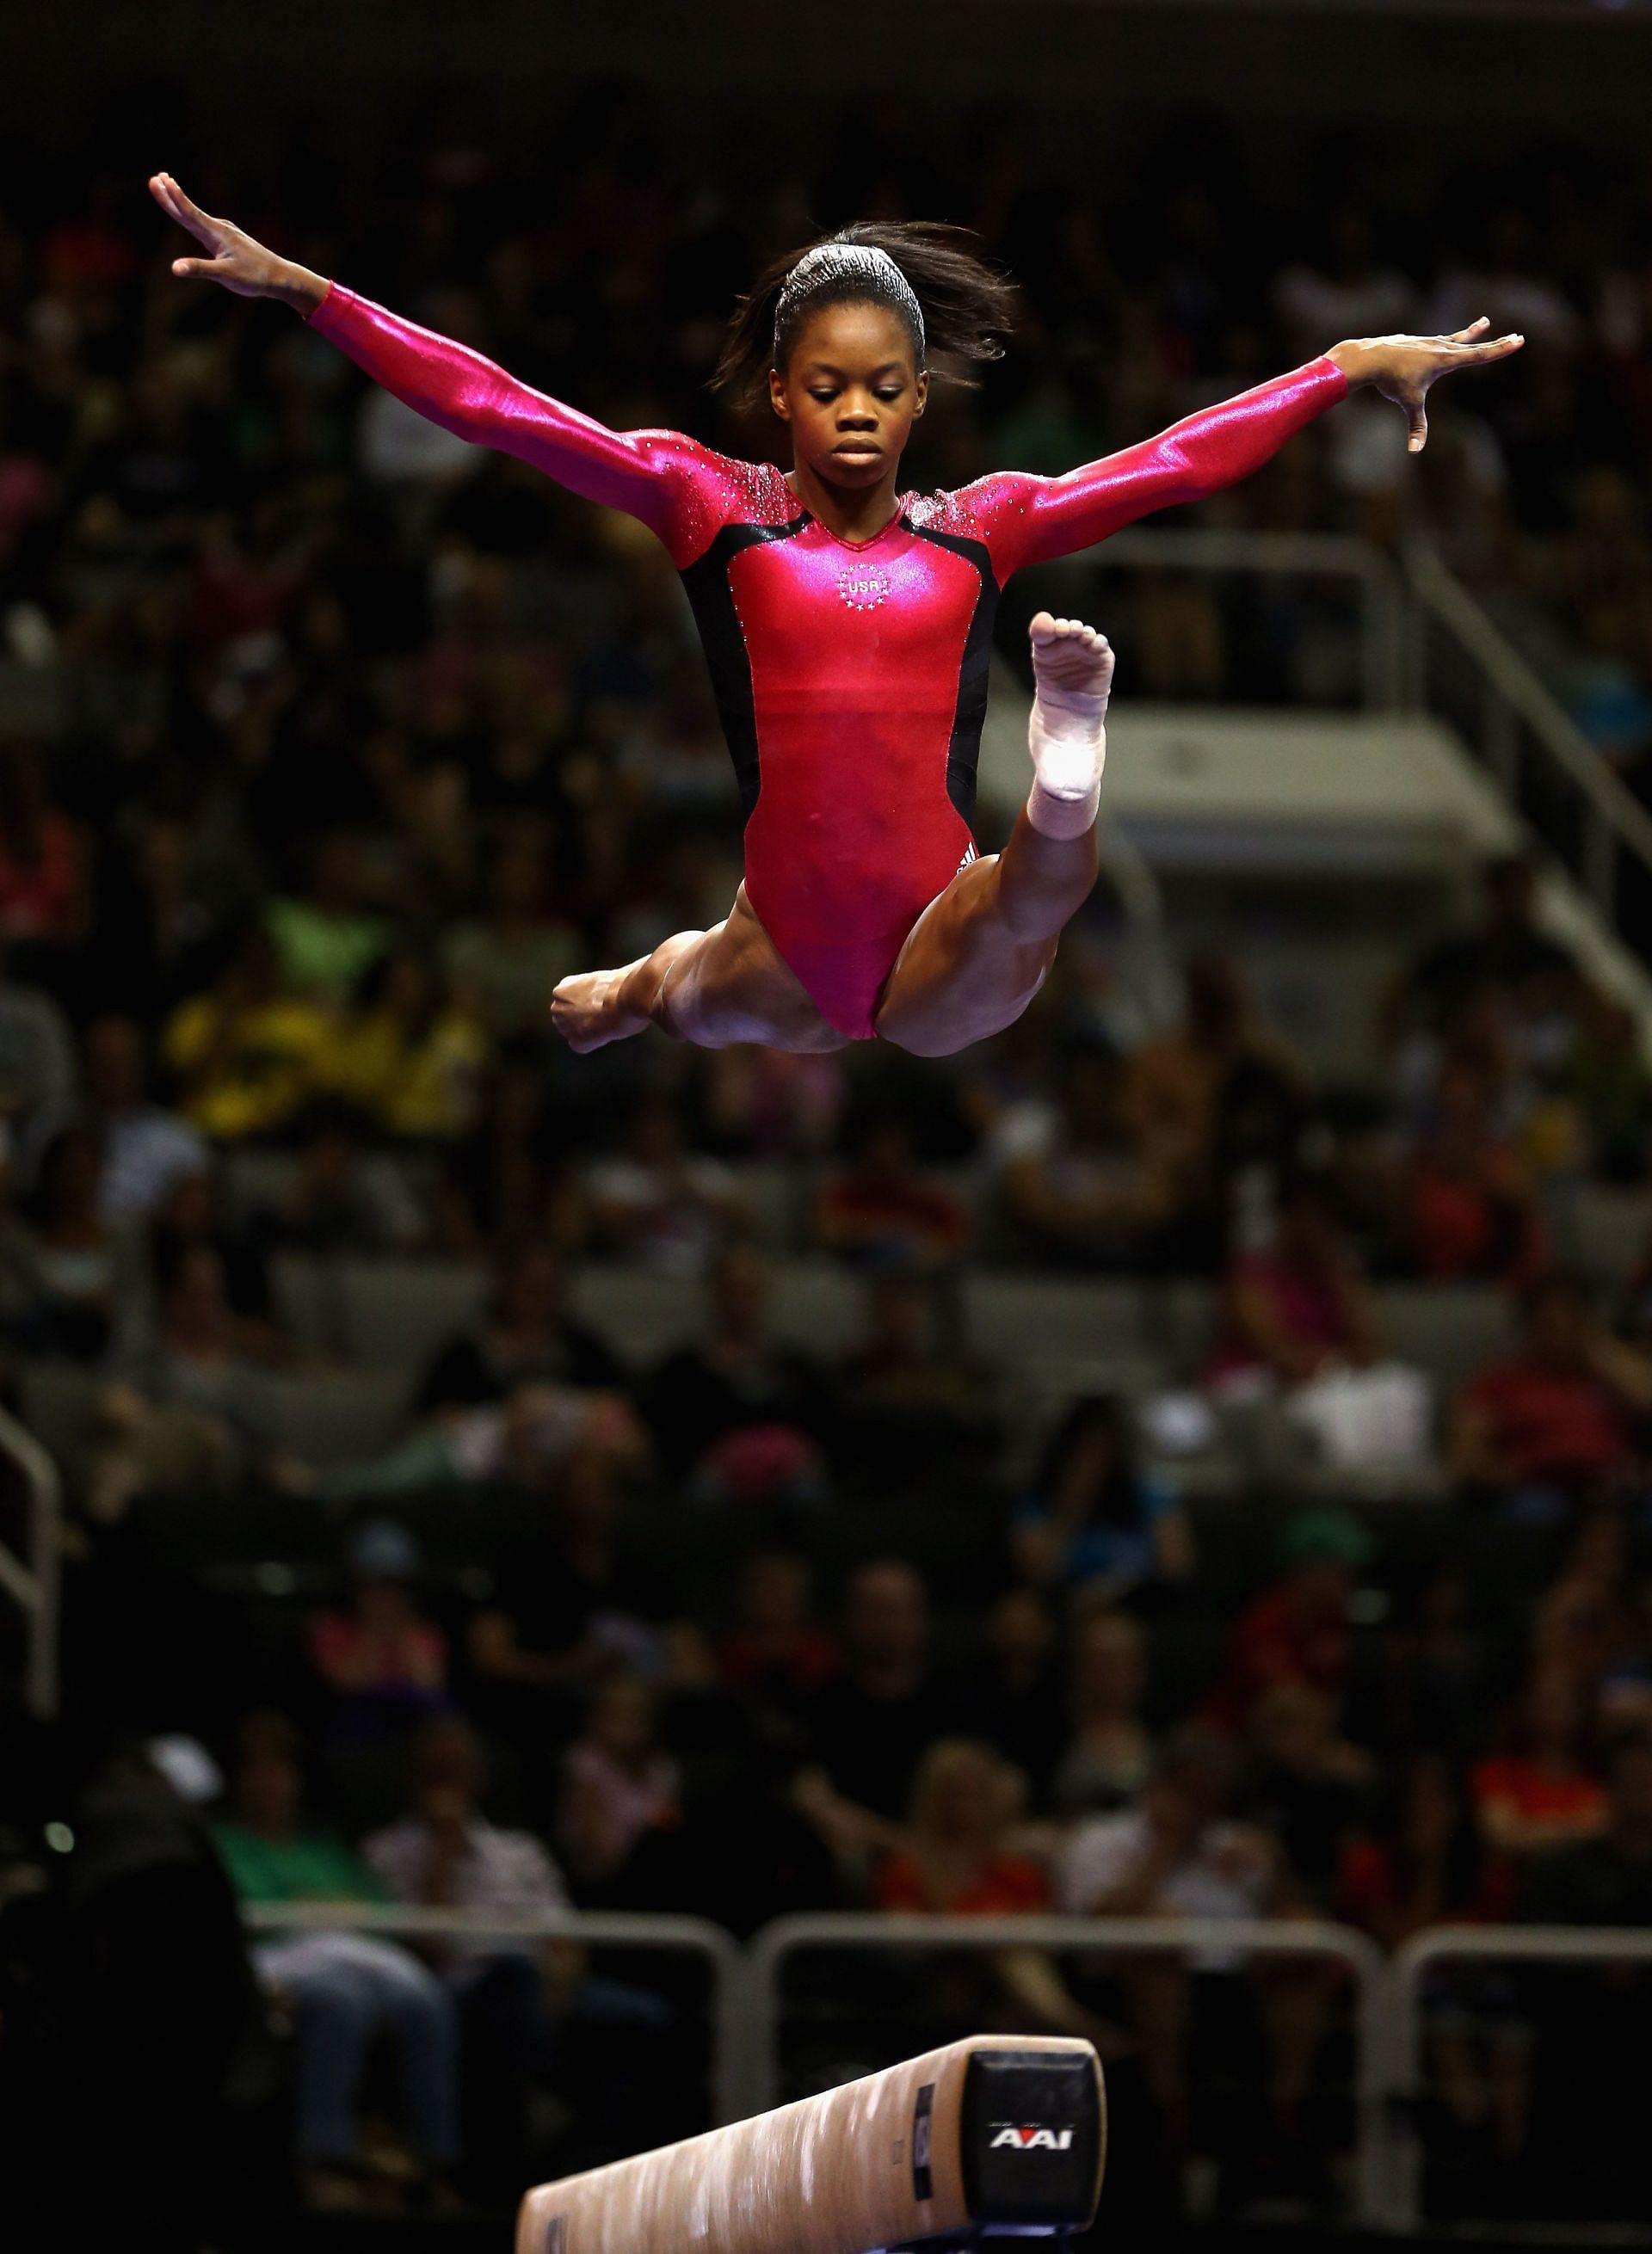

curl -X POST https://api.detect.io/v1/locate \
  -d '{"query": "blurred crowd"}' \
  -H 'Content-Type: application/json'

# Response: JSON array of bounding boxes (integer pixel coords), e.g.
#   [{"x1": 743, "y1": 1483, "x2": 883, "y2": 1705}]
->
[{"x1": 4, "y1": 74, "x2": 1652, "y2": 2237}]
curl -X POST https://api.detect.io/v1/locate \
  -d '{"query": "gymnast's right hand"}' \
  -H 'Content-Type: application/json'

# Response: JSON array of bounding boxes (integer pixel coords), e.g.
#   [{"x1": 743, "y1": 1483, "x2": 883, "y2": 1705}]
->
[{"x1": 148, "y1": 171, "x2": 330, "y2": 316}]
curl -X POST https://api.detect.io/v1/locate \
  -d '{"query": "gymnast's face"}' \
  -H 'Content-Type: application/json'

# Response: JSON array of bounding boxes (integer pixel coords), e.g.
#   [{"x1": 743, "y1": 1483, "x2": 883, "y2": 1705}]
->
[{"x1": 768, "y1": 300, "x2": 928, "y2": 490}]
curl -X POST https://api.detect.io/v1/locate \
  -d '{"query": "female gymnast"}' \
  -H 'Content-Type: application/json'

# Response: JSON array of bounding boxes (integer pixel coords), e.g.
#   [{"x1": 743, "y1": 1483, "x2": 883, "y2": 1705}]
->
[{"x1": 151, "y1": 172, "x2": 1521, "y2": 1058}]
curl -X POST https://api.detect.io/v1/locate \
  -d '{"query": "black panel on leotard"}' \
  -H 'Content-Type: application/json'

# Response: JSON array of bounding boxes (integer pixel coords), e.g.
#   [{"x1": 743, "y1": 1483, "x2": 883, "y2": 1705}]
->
[
  {"x1": 904, "y1": 518, "x2": 998, "y2": 832},
  {"x1": 679, "y1": 516, "x2": 808, "y2": 819}
]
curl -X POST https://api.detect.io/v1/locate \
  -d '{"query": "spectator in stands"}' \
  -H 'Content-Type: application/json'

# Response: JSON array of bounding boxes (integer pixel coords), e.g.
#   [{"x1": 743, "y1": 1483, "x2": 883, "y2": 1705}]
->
[
  {"x1": 320, "y1": 941, "x2": 489, "y2": 1143},
  {"x1": 1337, "y1": 1752, "x2": 1526, "y2": 2192},
  {"x1": 837, "y1": 1270, "x2": 997, "y2": 1488},
  {"x1": 22, "y1": 1124, "x2": 139, "y2": 1359},
  {"x1": 1378, "y1": 1566, "x2": 1485, "y2": 1758},
  {"x1": 1057, "y1": 1734, "x2": 1282, "y2": 2114},
  {"x1": 148, "y1": 1165, "x2": 282, "y2": 1364},
  {"x1": 796, "y1": 1560, "x2": 958, "y2": 1855},
  {"x1": 1011, "y1": 1395, "x2": 1194, "y2": 1610},
  {"x1": 875, "y1": 1738, "x2": 1106, "y2": 2038},
  {"x1": 962, "y1": 1588, "x2": 1065, "y2": 1809},
  {"x1": 1242, "y1": 1682, "x2": 1376, "y2": 1907},
  {"x1": 583, "y1": 1090, "x2": 740, "y2": 1276},
  {"x1": 266, "y1": 828, "x2": 391, "y2": 1003},
  {"x1": 1531, "y1": 1509, "x2": 1637, "y2": 1690},
  {"x1": 161, "y1": 921, "x2": 332, "y2": 1142},
  {"x1": 213, "y1": 1712, "x2": 462, "y2": 2214},
  {"x1": 0, "y1": 740, "x2": 88, "y2": 955},
  {"x1": 430, "y1": 1041, "x2": 584, "y2": 1254},
  {"x1": 1273, "y1": 206, "x2": 1420, "y2": 364},
  {"x1": 469, "y1": 1438, "x2": 680, "y2": 1764},
  {"x1": 94, "y1": 1238, "x2": 288, "y2": 1518},
  {"x1": 876, "y1": 1738, "x2": 1045, "y2": 1912},
  {"x1": 0, "y1": 927, "x2": 75, "y2": 1175},
  {"x1": 994, "y1": 1043, "x2": 1183, "y2": 1271},
  {"x1": 1473, "y1": 1666, "x2": 1606, "y2": 1863},
  {"x1": 1125, "y1": 954, "x2": 1310, "y2": 1255},
  {"x1": 715, "y1": 1547, "x2": 841, "y2": 1720},
  {"x1": 80, "y1": 1013, "x2": 206, "y2": 1226},
  {"x1": 1050, "y1": 1610, "x2": 1156, "y2": 1818},
  {"x1": 416, "y1": 1238, "x2": 620, "y2": 1416},
  {"x1": 309, "y1": 1519, "x2": 450, "y2": 1749},
  {"x1": 1449, "y1": 1273, "x2": 1652, "y2": 1515},
  {"x1": 1204, "y1": 1510, "x2": 1371, "y2": 1734},
  {"x1": 1560, "y1": 986, "x2": 1652, "y2": 1184},
  {"x1": 1338, "y1": 1752, "x2": 1510, "y2": 1946},
  {"x1": 268, "y1": 1098, "x2": 425, "y2": 1253},
  {"x1": 366, "y1": 1715, "x2": 670, "y2": 2186},
  {"x1": 557, "y1": 1673, "x2": 682, "y2": 1895},
  {"x1": 1522, "y1": 1730, "x2": 1652, "y2": 1925},
  {"x1": 812, "y1": 1112, "x2": 970, "y2": 1271},
  {"x1": 1399, "y1": 856, "x2": 1578, "y2": 1042},
  {"x1": 645, "y1": 1242, "x2": 831, "y2": 1490},
  {"x1": 1403, "y1": 1058, "x2": 1549, "y2": 1288},
  {"x1": 1207, "y1": 1171, "x2": 1380, "y2": 1392},
  {"x1": 443, "y1": 835, "x2": 581, "y2": 1042}
]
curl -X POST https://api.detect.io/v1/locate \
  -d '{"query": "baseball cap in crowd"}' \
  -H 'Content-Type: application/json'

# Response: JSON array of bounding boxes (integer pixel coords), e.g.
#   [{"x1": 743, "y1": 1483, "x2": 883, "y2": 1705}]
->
[{"x1": 1281, "y1": 1508, "x2": 1373, "y2": 1571}]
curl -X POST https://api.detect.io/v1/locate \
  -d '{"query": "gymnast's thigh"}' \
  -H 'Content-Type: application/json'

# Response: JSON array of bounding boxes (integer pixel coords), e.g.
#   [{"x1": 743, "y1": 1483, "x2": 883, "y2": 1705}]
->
[{"x1": 671, "y1": 885, "x2": 852, "y2": 1053}]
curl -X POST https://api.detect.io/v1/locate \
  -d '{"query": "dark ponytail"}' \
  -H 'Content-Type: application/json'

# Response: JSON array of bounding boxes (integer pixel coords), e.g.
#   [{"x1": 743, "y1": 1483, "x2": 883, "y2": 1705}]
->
[{"x1": 711, "y1": 220, "x2": 1018, "y2": 406}]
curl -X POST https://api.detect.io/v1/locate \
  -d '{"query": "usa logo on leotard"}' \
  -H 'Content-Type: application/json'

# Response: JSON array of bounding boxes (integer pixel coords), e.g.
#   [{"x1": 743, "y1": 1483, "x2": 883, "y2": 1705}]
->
[{"x1": 837, "y1": 566, "x2": 890, "y2": 610}]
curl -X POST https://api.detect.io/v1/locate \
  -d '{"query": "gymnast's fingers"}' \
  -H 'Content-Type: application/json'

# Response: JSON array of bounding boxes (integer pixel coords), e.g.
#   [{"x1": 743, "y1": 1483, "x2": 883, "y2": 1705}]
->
[{"x1": 153, "y1": 171, "x2": 221, "y2": 245}]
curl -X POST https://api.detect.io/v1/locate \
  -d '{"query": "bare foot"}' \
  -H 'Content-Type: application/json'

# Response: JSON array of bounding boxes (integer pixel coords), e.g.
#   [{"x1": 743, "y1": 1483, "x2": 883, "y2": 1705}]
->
[
  {"x1": 551, "y1": 962, "x2": 651, "y2": 1052},
  {"x1": 1026, "y1": 611, "x2": 1113, "y2": 838}
]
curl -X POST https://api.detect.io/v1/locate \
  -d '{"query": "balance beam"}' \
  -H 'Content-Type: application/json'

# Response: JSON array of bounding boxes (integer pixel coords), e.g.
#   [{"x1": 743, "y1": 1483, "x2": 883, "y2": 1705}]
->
[{"x1": 516, "y1": 2033, "x2": 1105, "y2": 2254}]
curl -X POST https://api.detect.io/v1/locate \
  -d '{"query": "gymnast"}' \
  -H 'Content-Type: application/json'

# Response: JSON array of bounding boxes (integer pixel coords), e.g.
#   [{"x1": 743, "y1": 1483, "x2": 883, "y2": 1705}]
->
[{"x1": 151, "y1": 174, "x2": 1521, "y2": 1058}]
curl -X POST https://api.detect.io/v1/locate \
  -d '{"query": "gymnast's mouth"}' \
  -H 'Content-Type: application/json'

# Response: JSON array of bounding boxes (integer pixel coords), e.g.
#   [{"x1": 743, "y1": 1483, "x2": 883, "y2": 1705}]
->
[{"x1": 832, "y1": 440, "x2": 883, "y2": 457}]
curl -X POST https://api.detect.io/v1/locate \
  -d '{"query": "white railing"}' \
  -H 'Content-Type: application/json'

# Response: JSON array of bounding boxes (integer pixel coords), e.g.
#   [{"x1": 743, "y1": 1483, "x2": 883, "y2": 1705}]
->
[
  {"x1": 1385, "y1": 1921, "x2": 1652, "y2": 2236},
  {"x1": 0, "y1": 1402, "x2": 61, "y2": 1718},
  {"x1": 1406, "y1": 549, "x2": 1652, "y2": 933},
  {"x1": 245, "y1": 1901, "x2": 749, "y2": 2127},
  {"x1": 232, "y1": 1902, "x2": 1652, "y2": 2235},
  {"x1": 746, "y1": 1912, "x2": 1390, "y2": 2228},
  {"x1": 1051, "y1": 525, "x2": 1412, "y2": 711},
  {"x1": 1057, "y1": 527, "x2": 1652, "y2": 962}
]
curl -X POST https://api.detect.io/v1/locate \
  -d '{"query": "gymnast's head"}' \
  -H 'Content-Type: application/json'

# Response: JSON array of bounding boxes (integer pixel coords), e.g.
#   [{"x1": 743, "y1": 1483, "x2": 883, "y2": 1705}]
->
[{"x1": 712, "y1": 222, "x2": 1018, "y2": 489}]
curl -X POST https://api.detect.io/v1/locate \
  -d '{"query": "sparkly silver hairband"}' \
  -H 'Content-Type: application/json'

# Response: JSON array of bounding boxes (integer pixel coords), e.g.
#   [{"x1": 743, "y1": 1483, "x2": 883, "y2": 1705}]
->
[{"x1": 774, "y1": 243, "x2": 926, "y2": 361}]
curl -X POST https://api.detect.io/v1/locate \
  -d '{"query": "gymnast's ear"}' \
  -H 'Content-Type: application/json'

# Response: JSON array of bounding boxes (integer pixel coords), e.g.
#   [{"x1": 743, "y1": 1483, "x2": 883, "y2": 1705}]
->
[
  {"x1": 767, "y1": 365, "x2": 792, "y2": 421},
  {"x1": 913, "y1": 366, "x2": 928, "y2": 418}
]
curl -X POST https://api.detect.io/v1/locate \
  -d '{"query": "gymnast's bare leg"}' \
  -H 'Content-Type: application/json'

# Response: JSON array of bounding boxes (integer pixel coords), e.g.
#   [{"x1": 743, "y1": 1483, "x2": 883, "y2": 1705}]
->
[
  {"x1": 871, "y1": 611, "x2": 1107, "y2": 1056},
  {"x1": 550, "y1": 612, "x2": 1108, "y2": 1057},
  {"x1": 550, "y1": 888, "x2": 850, "y2": 1053}
]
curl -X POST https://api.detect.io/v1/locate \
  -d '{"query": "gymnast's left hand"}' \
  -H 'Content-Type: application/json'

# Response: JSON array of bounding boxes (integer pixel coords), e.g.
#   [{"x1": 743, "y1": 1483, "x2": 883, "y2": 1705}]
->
[
  {"x1": 1328, "y1": 319, "x2": 1524, "y2": 453},
  {"x1": 147, "y1": 171, "x2": 329, "y2": 315}
]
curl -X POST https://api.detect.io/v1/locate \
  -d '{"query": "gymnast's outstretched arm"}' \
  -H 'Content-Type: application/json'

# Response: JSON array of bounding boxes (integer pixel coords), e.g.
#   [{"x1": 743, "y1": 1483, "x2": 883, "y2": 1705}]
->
[
  {"x1": 148, "y1": 171, "x2": 702, "y2": 550},
  {"x1": 974, "y1": 322, "x2": 1525, "y2": 578}
]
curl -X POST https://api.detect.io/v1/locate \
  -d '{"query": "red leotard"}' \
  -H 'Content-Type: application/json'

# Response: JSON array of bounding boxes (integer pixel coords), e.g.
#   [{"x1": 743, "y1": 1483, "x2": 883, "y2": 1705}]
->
[{"x1": 309, "y1": 285, "x2": 1347, "y2": 1038}]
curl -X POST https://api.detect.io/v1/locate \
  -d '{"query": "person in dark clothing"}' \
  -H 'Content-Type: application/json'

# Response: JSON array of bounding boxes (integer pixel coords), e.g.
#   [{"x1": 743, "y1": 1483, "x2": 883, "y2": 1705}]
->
[
  {"x1": 959, "y1": 1586, "x2": 1065, "y2": 1812},
  {"x1": 1517, "y1": 1734, "x2": 1652, "y2": 2221},
  {"x1": 416, "y1": 1238, "x2": 620, "y2": 1413},
  {"x1": 795, "y1": 1559, "x2": 959, "y2": 1856},
  {"x1": 1523, "y1": 1731, "x2": 1652, "y2": 1927},
  {"x1": 0, "y1": 1745, "x2": 275, "y2": 2250},
  {"x1": 645, "y1": 1242, "x2": 831, "y2": 1489}
]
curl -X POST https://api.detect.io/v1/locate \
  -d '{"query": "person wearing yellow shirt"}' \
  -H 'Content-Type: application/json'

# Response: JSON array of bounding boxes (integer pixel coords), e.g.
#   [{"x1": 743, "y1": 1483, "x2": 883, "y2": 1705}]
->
[
  {"x1": 321, "y1": 944, "x2": 489, "y2": 1142},
  {"x1": 163, "y1": 924, "x2": 334, "y2": 1140}
]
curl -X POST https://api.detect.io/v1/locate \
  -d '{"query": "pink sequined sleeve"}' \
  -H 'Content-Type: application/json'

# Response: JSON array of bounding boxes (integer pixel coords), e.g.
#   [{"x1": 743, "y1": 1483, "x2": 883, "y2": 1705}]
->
[
  {"x1": 963, "y1": 356, "x2": 1349, "y2": 579},
  {"x1": 305, "y1": 282, "x2": 729, "y2": 564}
]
